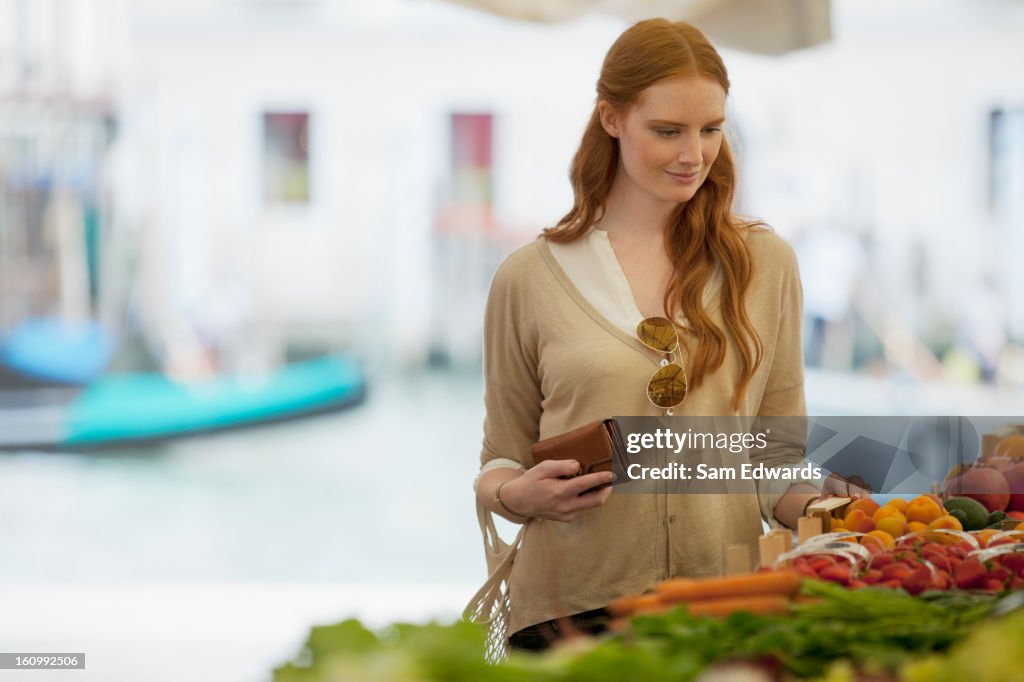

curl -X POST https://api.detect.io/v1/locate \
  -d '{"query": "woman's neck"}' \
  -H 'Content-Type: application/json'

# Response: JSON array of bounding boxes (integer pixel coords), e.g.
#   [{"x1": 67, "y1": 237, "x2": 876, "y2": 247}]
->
[{"x1": 597, "y1": 174, "x2": 679, "y2": 241}]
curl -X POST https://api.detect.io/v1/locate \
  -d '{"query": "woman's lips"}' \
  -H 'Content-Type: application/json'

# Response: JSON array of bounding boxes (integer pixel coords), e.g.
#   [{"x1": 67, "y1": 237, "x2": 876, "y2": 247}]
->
[{"x1": 665, "y1": 170, "x2": 700, "y2": 183}]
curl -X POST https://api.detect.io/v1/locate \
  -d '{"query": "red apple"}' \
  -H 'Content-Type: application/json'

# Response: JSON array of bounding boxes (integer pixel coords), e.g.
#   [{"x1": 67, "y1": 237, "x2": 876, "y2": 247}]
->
[
  {"x1": 1001, "y1": 462, "x2": 1024, "y2": 512},
  {"x1": 943, "y1": 464, "x2": 1010, "y2": 513},
  {"x1": 987, "y1": 457, "x2": 1014, "y2": 472}
]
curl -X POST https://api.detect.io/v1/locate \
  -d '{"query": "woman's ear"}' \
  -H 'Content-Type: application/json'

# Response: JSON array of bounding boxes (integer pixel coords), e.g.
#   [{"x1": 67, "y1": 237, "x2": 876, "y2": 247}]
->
[{"x1": 597, "y1": 100, "x2": 622, "y2": 139}]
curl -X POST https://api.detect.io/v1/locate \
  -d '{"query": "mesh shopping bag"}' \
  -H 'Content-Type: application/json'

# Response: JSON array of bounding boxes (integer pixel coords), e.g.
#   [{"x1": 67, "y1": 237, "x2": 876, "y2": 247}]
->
[{"x1": 463, "y1": 500, "x2": 526, "y2": 663}]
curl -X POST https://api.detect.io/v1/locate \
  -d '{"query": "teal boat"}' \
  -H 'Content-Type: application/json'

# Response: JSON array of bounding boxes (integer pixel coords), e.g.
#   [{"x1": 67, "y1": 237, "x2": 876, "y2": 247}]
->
[{"x1": 0, "y1": 354, "x2": 366, "y2": 450}]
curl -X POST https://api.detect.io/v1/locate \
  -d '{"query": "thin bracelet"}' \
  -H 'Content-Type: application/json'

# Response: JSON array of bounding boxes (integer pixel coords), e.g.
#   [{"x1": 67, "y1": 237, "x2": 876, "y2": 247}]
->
[
  {"x1": 495, "y1": 480, "x2": 530, "y2": 520},
  {"x1": 802, "y1": 495, "x2": 825, "y2": 517}
]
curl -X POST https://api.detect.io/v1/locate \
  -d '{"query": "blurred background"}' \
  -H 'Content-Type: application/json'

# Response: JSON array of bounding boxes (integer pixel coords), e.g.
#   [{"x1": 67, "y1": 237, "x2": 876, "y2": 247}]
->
[{"x1": 2, "y1": 0, "x2": 1024, "y2": 679}]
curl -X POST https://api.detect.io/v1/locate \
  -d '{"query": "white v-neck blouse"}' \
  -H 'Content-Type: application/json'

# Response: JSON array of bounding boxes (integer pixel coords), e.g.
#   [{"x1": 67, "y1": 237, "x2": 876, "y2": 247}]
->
[{"x1": 546, "y1": 228, "x2": 723, "y2": 334}]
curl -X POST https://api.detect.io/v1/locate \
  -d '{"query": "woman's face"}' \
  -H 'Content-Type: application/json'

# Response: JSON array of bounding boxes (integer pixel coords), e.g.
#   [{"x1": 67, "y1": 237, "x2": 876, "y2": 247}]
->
[{"x1": 599, "y1": 76, "x2": 727, "y2": 206}]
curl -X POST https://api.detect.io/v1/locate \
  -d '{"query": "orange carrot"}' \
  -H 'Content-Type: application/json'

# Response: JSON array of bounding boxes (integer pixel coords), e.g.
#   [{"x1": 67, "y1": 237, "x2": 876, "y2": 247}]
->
[
  {"x1": 653, "y1": 577, "x2": 694, "y2": 594},
  {"x1": 606, "y1": 597, "x2": 634, "y2": 617},
  {"x1": 611, "y1": 595, "x2": 790, "y2": 629},
  {"x1": 607, "y1": 593, "x2": 664, "y2": 617},
  {"x1": 684, "y1": 594, "x2": 791, "y2": 618},
  {"x1": 655, "y1": 570, "x2": 801, "y2": 604}
]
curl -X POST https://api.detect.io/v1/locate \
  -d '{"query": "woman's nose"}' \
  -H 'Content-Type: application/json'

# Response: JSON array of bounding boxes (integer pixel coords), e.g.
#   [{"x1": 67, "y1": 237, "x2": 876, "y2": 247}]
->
[{"x1": 676, "y1": 136, "x2": 703, "y2": 167}]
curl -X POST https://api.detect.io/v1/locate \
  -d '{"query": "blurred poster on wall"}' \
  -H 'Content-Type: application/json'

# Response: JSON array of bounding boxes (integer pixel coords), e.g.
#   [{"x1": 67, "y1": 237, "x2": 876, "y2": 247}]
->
[
  {"x1": 436, "y1": 112, "x2": 493, "y2": 234},
  {"x1": 263, "y1": 112, "x2": 310, "y2": 205},
  {"x1": 451, "y1": 113, "x2": 492, "y2": 204}
]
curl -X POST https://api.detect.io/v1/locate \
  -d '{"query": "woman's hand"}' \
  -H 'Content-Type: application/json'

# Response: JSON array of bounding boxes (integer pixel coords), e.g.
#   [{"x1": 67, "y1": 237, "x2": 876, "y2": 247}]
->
[
  {"x1": 822, "y1": 472, "x2": 872, "y2": 499},
  {"x1": 774, "y1": 473, "x2": 872, "y2": 530},
  {"x1": 500, "y1": 459, "x2": 615, "y2": 523}
]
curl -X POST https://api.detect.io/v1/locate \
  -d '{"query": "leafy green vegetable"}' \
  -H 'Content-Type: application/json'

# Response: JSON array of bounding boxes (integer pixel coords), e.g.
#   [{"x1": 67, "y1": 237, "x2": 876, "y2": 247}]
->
[{"x1": 273, "y1": 581, "x2": 1006, "y2": 681}]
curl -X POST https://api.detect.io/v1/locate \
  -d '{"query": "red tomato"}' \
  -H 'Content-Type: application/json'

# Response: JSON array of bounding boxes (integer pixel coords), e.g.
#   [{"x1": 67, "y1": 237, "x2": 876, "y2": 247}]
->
[
  {"x1": 862, "y1": 569, "x2": 883, "y2": 584},
  {"x1": 882, "y1": 564, "x2": 913, "y2": 581},
  {"x1": 901, "y1": 566, "x2": 933, "y2": 595},
  {"x1": 819, "y1": 565, "x2": 852, "y2": 586}
]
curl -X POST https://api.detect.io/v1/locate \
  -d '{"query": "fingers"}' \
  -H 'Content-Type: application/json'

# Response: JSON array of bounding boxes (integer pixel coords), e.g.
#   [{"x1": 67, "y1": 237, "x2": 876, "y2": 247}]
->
[
  {"x1": 524, "y1": 461, "x2": 616, "y2": 522},
  {"x1": 569, "y1": 471, "x2": 616, "y2": 496},
  {"x1": 533, "y1": 458, "x2": 582, "y2": 479},
  {"x1": 846, "y1": 475, "x2": 872, "y2": 497},
  {"x1": 823, "y1": 472, "x2": 872, "y2": 498},
  {"x1": 822, "y1": 475, "x2": 845, "y2": 496},
  {"x1": 538, "y1": 474, "x2": 614, "y2": 522}
]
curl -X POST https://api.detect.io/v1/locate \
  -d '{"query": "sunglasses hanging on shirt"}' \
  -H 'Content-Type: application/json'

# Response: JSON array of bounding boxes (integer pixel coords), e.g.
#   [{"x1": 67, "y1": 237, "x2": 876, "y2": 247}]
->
[{"x1": 635, "y1": 316, "x2": 688, "y2": 415}]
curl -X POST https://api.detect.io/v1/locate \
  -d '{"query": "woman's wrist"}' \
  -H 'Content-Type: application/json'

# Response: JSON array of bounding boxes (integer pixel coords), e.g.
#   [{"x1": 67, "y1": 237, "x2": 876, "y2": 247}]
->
[
  {"x1": 772, "y1": 484, "x2": 821, "y2": 529},
  {"x1": 801, "y1": 494, "x2": 826, "y2": 517},
  {"x1": 496, "y1": 479, "x2": 531, "y2": 520}
]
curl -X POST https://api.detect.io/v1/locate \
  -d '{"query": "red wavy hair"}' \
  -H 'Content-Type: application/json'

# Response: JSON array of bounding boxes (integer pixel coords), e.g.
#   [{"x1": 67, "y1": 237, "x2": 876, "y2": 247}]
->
[{"x1": 542, "y1": 18, "x2": 764, "y2": 411}]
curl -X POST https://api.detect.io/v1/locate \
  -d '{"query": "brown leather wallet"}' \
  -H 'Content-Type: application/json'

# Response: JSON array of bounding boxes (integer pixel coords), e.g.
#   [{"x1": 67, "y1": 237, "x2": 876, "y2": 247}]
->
[{"x1": 530, "y1": 419, "x2": 628, "y2": 491}]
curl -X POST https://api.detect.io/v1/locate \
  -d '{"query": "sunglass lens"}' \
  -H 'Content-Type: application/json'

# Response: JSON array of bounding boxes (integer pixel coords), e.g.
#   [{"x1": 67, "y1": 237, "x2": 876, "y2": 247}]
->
[
  {"x1": 636, "y1": 317, "x2": 678, "y2": 353},
  {"x1": 647, "y1": 363, "x2": 688, "y2": 408}
]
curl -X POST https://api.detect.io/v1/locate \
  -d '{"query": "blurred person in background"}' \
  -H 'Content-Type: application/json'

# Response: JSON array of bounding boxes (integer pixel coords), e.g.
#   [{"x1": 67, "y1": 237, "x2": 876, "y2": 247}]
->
[{"x1": 472, "y1": 18, "x2": 852, "y2": 653}]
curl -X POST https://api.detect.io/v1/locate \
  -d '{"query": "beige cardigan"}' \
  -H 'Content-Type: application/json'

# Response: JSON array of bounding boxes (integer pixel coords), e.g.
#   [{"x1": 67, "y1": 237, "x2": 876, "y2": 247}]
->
[{"x1": 479, "y1": 226, "x2": 807, "y2": 634}]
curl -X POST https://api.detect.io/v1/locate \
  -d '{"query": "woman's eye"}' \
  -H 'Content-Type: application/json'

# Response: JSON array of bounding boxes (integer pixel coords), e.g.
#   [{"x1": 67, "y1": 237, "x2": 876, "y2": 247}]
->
[
  {"x1": 702, "y1": 127, "x2": 722, "y2": 134},
  {"x1": 656, "y1": 129, "x2": 678, "y2": 137}
]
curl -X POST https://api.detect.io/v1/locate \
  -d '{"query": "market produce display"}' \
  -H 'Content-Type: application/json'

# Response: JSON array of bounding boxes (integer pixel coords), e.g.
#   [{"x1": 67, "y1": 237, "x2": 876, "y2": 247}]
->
[
  {"x1": 272, "y1": 582, "x2": 1019, "y2": 682},
  {"x1": 788, "y1": 493, "x2": 1024, "y2": 595},
  {"x1": 792, "y1": 532, "x2": 1024, "y2": 593},
  {"x1": 826, "y1": 494, "x2": 1018, "y2": 541}
]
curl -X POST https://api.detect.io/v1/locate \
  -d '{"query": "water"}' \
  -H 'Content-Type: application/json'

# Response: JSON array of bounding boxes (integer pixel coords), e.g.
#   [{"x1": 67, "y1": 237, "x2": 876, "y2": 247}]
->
[
  {"x1": 0, "y1": 368, "x2": 493, "y2": 681},
  {"x1": 0, "y1": 368, "x2": 489, "y2": 584}
]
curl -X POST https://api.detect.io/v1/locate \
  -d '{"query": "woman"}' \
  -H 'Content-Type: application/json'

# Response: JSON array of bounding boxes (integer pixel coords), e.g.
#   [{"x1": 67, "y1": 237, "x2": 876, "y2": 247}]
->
[{"x1": 474, "y1": 18, "x2": 828, "y2": 652}]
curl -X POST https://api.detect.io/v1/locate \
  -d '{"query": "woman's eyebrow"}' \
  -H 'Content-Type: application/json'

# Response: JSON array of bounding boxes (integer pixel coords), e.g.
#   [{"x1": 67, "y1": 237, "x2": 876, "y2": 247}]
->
[{"x1": 648, "y1": 117, "x2": 726, "y2": 126}]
